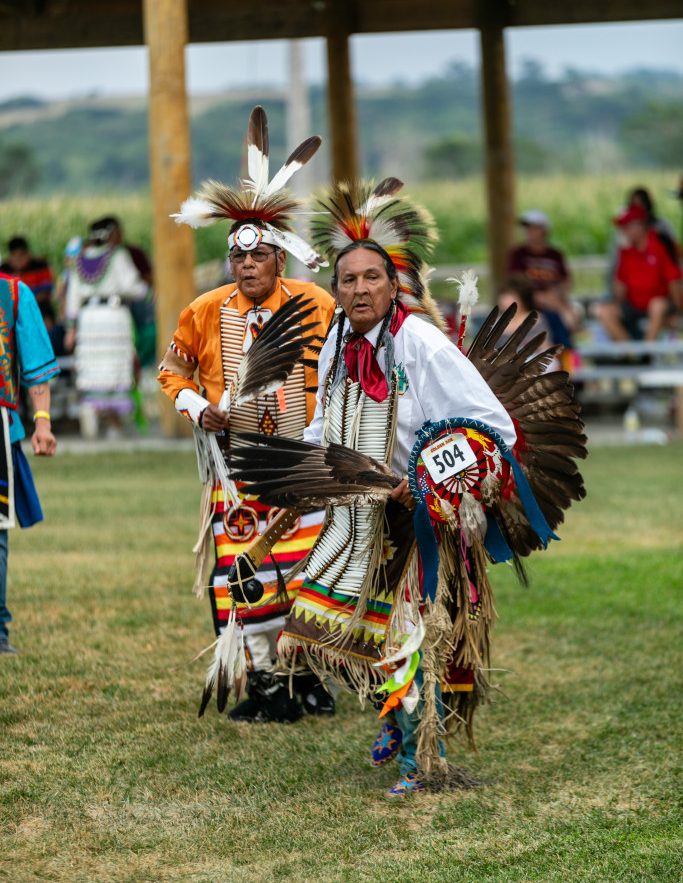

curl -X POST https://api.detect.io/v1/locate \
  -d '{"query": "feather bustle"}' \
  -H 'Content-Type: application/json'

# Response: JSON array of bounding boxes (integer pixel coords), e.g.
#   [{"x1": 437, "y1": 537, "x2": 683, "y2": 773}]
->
[{"x1": 466, "y1": 303, "x2": 587, "y2": 560}]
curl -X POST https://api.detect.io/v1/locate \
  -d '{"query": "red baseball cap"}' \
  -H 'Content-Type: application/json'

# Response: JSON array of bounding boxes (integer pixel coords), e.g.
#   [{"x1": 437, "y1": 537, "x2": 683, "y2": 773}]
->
[{"x1": 613, "y1": 205, "x2": 648, "y2": 227}]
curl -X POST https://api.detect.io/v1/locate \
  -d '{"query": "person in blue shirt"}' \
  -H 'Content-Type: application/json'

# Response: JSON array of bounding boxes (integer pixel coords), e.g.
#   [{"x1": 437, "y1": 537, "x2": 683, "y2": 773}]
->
[{"x1": 0, "y1": 274, "x2": 59, "y2": 654}]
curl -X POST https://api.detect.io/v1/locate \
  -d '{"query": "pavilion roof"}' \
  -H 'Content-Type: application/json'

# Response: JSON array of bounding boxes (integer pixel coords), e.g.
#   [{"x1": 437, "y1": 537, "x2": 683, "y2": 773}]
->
[{"x1": 1, "y1": 0, "x2": 681, "y2": 51}]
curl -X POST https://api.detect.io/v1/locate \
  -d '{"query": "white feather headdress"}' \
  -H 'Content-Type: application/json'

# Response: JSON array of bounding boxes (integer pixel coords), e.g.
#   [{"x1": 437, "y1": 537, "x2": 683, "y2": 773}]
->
[{"x1": 172, "y1": 106, "x2": 327, "y2": 271}]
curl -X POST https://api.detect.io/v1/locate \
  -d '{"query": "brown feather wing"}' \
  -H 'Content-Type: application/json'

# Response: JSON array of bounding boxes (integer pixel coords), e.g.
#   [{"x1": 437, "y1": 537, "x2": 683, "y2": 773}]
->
[
  {"x1": 468, "y1": 305, "x2": 587, "y2": 555},
  {"x1": 231, "y1": 294, "x2": 321, "y2": 404},
  {"x1": 230, "y1": 433, "x2": 400, "y2": 509}
]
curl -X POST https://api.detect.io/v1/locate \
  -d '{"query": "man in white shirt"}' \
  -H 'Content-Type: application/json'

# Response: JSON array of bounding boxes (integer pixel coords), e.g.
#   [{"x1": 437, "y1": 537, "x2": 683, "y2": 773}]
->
[
  {"x1": 231, "y1": 179, "x2": 585, "y2": 798},
  {"x1": 283, "y1": 238, "x2": 515, "y2": 797},
  {"x1": 306, "y1": 245, "x2": 515, "y2": 467}
]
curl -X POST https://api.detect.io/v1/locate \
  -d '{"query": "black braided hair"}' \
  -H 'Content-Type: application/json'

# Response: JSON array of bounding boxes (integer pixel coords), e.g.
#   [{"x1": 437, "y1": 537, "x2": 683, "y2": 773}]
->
[
  {"x1": 374, "y1": 301, "x2": 394, "y2": 352},
  {"x1": 325, "y1": 310, "x2": 346, "y2": 400},
  {"x1": 326, "y1": 298, "x2": 396, "y2": 398}
]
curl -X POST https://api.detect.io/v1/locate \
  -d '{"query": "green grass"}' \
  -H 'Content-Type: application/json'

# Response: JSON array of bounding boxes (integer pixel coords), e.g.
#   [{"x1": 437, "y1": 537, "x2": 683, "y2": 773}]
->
[
  {"x1": 1, "y1": 444, "x2": 682, "y2": 881},
  {"x1": 1, "y1": 169, "x2": 680, "y2": 276}
]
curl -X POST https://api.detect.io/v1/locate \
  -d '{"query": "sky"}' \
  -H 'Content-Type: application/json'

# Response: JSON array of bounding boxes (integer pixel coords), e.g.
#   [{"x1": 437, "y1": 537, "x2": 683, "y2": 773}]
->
[{"x1": 0, "y1": 20, "x2": 681, "y2": 101}]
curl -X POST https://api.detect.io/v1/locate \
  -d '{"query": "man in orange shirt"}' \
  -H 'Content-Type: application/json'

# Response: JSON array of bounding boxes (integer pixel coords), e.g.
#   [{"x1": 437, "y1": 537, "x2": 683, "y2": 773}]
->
[{"x1": 159, "y1": 107, "x2": 336, "y2": 723}]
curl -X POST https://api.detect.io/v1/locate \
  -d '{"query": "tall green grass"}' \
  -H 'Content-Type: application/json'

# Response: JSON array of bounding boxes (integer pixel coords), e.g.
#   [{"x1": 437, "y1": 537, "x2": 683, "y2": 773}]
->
[{"x1": 1, "y1": 170, "x2": 680, "y2": 272}]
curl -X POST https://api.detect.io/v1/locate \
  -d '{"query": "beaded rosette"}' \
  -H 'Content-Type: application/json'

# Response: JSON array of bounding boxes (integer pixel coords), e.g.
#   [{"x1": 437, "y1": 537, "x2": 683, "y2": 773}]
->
[{"x1": 410, "y1": 424, "x2": 508, "y2": 525}]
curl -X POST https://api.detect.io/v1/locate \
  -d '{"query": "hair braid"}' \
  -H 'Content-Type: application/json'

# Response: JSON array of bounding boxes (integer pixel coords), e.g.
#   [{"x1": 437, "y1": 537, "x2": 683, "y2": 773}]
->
[
  {"x1": 374, "y1": 302, "x2": 394, "y2": 355},
  {"x1": 326, "y1": 310, "x2": 347, "y2": 399}
]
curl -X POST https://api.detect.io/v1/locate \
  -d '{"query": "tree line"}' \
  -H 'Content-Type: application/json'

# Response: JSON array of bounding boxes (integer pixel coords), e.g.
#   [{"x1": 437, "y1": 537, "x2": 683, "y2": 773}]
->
[{"x1": 0, "y1": 61, "x2": 681, "y2": 197}]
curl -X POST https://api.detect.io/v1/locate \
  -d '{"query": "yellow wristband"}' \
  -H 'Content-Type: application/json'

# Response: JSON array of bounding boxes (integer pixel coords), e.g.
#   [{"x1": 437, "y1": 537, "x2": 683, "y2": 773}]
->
[{"x1": 33, "y1": 411, "x2": 51, "y2": 422}]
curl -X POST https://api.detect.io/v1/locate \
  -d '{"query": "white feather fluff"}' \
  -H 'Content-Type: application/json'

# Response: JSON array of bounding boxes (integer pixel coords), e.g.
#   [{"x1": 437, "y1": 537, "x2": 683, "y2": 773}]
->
[
  {"x1": 201, "y1": 606, "x2": 247, "y2": 705},
  {"x1": 171, "y1": 197, "x2": 216, "y2": 229},
  {"x1": 361, "y1": 192, "x2": 394, "y2": 216},
  {"x1": 447, "y1": 269, "x2": 480, "y2": 315}
]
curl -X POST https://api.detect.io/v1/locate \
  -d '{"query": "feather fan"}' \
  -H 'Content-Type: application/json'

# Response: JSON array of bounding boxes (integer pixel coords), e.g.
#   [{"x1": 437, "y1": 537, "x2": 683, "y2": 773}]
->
[
  {"x1": 229, "y1": 294, "x2": 321, "y2": 405},
  {"x1": 229, "y1": 432, "x2": 400, "y2": 509},
  {"x1": 467, "y1": 304, "x2": 587, "y2": 556}
]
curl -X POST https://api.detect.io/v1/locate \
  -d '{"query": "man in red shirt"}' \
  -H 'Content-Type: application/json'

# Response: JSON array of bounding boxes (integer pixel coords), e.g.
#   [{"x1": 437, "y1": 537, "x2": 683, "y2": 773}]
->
[{"x1": 601, "y1": 206, "x2": 682, "y2": 341}]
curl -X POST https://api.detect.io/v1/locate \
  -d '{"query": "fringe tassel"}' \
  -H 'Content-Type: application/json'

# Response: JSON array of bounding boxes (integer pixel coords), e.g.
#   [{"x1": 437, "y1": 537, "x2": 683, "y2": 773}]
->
[
  {"x1": 384, "y1": 553, "x2": 420, "y2": 654},
  {"x1": 192, "y1": 481, "x2": 215, "y2": 599},
  {"x1": 440, "y1": 532, "x2": 496, "y2": 748},
  {"x1": 415, "y1": 592, "x2": 453, "y2": 779},
  {"x1": 278, "y1": 634, "x2": 383, "y2": 706},
  {"x1": 208, "y1": 433, "x2": 239, "y2": 509},
  {"x1": 415, "y1": 523, "x2": 459, "y2": 778},
  {"x1": 191, "y1": 423, "x2": 237, "y2": 599}
]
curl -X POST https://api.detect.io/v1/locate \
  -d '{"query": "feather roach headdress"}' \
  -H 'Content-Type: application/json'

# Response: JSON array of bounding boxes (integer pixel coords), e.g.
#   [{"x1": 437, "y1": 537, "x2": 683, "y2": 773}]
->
[
  {"x1": 172, "y1": 106, "x2": 327, "y2": 271},
  {"x1": 311, "y1": 178, "x2": 444, "y2": 327}
]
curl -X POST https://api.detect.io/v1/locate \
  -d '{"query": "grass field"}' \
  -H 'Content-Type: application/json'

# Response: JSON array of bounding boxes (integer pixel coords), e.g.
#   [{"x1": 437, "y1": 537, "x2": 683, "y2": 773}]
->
[
  {"x1": 1, "y1": 444, "x2": 682, "y2": 882},
  {"x1": 1, "y1": 170, "x2": 680, "y2": 274}
]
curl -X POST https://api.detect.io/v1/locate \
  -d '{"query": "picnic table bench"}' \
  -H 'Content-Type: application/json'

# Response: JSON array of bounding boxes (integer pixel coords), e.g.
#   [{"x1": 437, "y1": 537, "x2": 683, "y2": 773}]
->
[{"x1": 573, "y1": 340, "x2": 683, "y2": 433}]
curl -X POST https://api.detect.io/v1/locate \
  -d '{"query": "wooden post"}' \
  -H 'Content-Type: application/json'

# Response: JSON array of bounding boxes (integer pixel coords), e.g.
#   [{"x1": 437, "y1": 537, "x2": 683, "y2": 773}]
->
[
  {"x1": 143, "y1": 0, "x2": 196, "y2": 437},
  {"x1": 479, "y1": 24, "x2": 516, "y2": 295},
  {"x1": 326, "y1": 7, "x2": 358, "y2": 183}
]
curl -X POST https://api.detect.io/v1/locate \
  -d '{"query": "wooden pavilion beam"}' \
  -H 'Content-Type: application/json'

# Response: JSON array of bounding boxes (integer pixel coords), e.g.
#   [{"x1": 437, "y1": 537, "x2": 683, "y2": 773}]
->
[
  {"x1": 479, "y1": 20, "x2": 516, "y2": 295},
  {"x1": 143, "y1": 0, "x2": 195, "y2": 437},
  {"x1": 2, "y1": 0, "x2": 682, "y2": 50},
  {"x1": 325, "y1": 3, "x2": 359, "y2": 183}
]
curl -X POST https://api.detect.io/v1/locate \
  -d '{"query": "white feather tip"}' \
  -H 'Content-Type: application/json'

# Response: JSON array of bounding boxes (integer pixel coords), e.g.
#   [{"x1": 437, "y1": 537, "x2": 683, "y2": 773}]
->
[
  {"x1": 447, "y1": 269, "x2": 479, "y2": 313},
  {"x1": 171, "y1": 197, "x2": 215, "y2": 229}
]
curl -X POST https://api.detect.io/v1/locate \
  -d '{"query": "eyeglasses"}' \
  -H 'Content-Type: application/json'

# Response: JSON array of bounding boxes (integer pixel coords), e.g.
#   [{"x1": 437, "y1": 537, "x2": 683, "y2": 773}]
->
[{"x1": 230, "y1": 248, "x2": 276, "y2": 264}]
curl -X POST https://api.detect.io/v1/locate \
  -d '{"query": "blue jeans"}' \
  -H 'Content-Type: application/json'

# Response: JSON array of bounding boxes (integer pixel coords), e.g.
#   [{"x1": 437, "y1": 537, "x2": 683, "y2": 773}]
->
[
  {"x1": 0, "y1": 529, "x2": 9, "y2": 639},
  {"x1": 392, "y1": 664, "x2": 446, "y2": 777}
]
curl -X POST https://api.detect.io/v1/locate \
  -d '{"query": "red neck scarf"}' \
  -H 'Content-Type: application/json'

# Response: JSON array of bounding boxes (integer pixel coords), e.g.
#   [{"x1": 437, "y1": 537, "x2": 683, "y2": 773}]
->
[{"x1": 343, "y1": 300, "x2": 408, "y2": 402}]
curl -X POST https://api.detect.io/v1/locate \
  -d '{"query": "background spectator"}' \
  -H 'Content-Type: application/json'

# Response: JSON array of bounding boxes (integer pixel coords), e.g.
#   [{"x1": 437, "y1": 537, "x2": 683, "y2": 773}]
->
[
  {"x1": 97, "y1": 215, "x2": 157, "y2": 368},
  {"x1": 0, "y1": 276, "x2": 59, "y2": 654},
  {"x1": 599, "y1": 205, "x2": 682, "y2": 341},
  {"x1": 0, "y1": 236, "x2": 55, "y2": 332},
  {"x1": 606, "y1": 186, "x2": 682, "y2": 290},
  {"x1": 64, "y1": 218, "x2": 148, "y2": 437},
  {"x1": 628, "y1": 187, "x2": 680, "y2": 263},
  {"x1": 507, "y1": 210, "x2": 579, "y2": 349}
]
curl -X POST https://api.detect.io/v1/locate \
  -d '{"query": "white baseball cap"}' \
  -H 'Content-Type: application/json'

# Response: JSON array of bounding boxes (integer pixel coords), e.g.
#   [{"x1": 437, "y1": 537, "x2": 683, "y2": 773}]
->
[{"x1": 519, "y1": 209, "x2": 550, "y2": 229}]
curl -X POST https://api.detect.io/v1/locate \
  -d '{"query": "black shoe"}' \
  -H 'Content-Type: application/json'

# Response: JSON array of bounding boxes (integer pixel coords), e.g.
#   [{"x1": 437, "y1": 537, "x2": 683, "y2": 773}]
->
[
  {"x1": 228, "y1": 694, "x2": 263, "y2": 722},
  {"x1": 0, "y1": 637, "x2": 17, "y2": 655},
  {"x1": 294, "y1": 673, "x2": 336, "y2": 716},
  {"x1": 229, "y1": 671, "x2": 303, "y2": 724}
]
